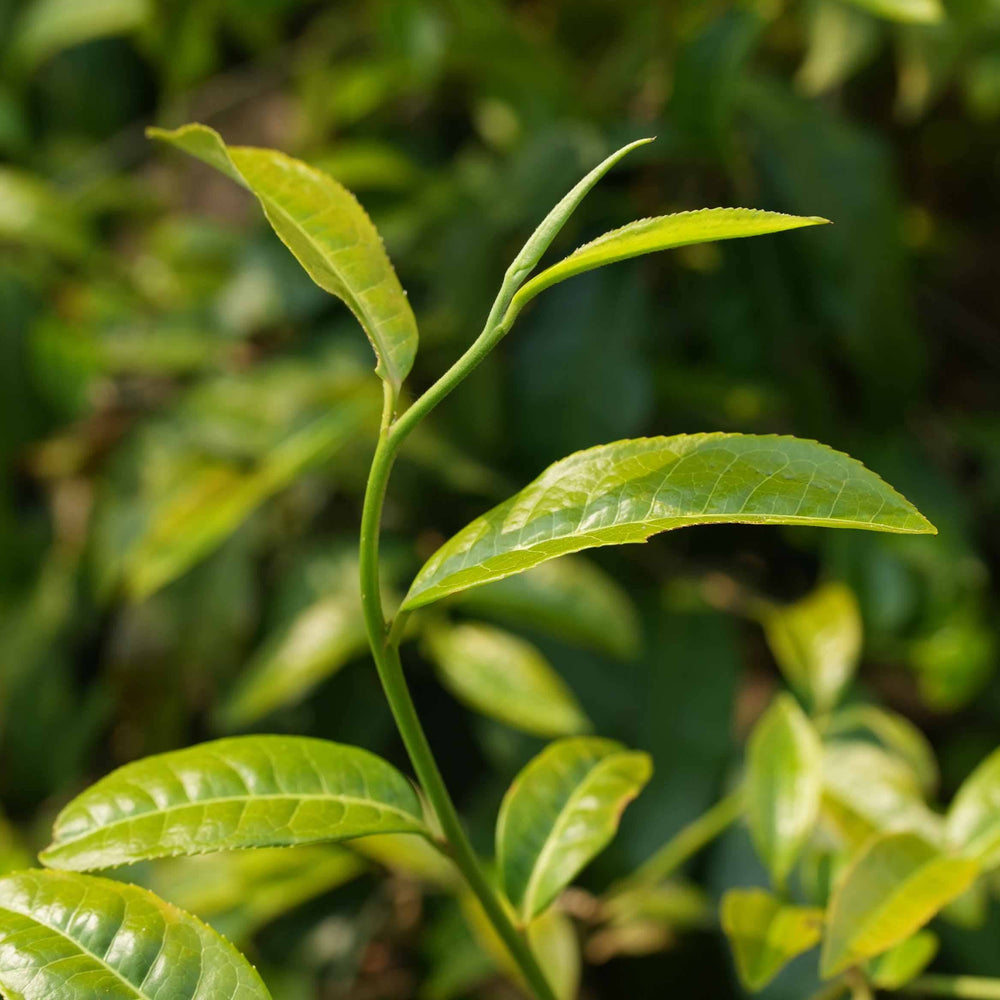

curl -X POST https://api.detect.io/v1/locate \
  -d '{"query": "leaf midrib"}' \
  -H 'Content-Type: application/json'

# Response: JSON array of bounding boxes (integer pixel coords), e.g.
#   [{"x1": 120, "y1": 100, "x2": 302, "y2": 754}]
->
[{"x1": 49, "y1": 791, "x2": 422, "y2": 853}]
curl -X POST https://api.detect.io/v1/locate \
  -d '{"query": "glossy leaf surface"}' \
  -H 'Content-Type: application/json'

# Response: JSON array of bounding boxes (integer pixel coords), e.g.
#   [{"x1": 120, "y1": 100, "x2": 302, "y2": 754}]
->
[
  {"x1": 867, "y1": 930, "x2": 938, "y2": 989},
  {"x1": 761, "y1": 582, "x2": 862, "y2": 712},
  {"x1": 425, "y1": 622, "x2": 590, "y2": 737},
  {"x1": 820, "y1": 832, "x2": 978, "y2": 978},
  {"x1": 745, "y1": 694, "x2": 823, "y2": 888},
  {"x1": 496, "y1": 737, "x2": 651, "y2": 922},
  {"x1": 946, "y1": 746, "x2": 1000, "y2": 868},
  {"x1": 450, "y1": 554, "x2": 640, "y2": 659},
  {"x1": 41, "y1": 736, "x2": 428, "y2": 871},
  {"x1": 721, "y1": 888, "x2": 823, "y2": 990},
  {"x1": 148, "y1": 124, "x2": 418, "y2": 394},
  {"x1": 403, "y1": 433, "x2": 935, "y2": 609},
  {"x1": 0, "y1": 868, "x2": 272, "y2": 999},
  {"x1": 508, "y1": 209, "x2": 829, "y2": 314}
]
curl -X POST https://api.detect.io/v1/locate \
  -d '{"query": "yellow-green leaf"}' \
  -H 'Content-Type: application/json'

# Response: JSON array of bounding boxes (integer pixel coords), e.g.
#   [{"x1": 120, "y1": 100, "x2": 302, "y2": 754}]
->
[
  {"x1": 867, "y1": 930, "x2": 939, "y2": 989},
  {"x1": 148, "y1": 123, "x2": 418, "y2": 395},
  {"x1": 402, "y1": 433, "x2": 935, "y2": 610},
  {"x1": 820, "y1": 832, "x2": 978, "y2": 978},
  {"x1": 40, "y1": 736, "x2": 430, "y2": 871},
  {"x1": 721, "y1": 888, "x2": 824, "y2": 990},
  {"x1": 424, "y1": 622, "x2": 590, "y2": 738},
  {"x1": 0, "y1": 869, "x2": 272, "y2": 1000},
  {"x1": 497, "y1": 737, "x2": 652, "y2": 922},
  {"x1": 946, "y1": 746, "x2": 1000, "y2": 869},
  {"x1": 746, "y1": 694, "x2": 823, "y2": 888},
  {"x1": 760, "y1": 582, "x2": 862, "y2": 713},
  {"x1": 507, "y1": 210, "x2": 829, "y2": 317},
  {"x1": 843, "y1": 0, "x2": 943, "y2": 24}
]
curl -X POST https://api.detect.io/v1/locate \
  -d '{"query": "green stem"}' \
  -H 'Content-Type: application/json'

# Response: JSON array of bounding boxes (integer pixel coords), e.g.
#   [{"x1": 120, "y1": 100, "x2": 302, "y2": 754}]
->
[
  {"x1": 902, "y1": 976, "x2": 1000, "y2": 999},
  {"x1": 359, "y1": 419, "x2": 556, "y2": 1000},
  {"x1": 613, "y1": 789, "x2": 743, "y2": 893}
]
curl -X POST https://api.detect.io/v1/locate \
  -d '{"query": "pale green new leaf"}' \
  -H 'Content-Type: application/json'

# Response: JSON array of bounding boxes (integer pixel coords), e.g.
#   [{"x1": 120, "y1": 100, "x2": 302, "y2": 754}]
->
[
  {"x1": 721, "y1": 888, "x2": 824, "y2": 990},
  {"x1": 820, "y1": 832, "x2": 978, "y2": 978},
  {"x1": 496, "y1": 737, "x2": 652, "y2": 922},
  {"x1": 425, "y1": 622, "x2": 590, "y2": 738},
  {"x1": 506, "y1": 210, "x2": 829, "y2": 318},
  {"x1": 867, "y1": 930, "x2": 939, "y2": 989},
  {"x1": 827, "y1": 704, "x2": 939, "y2": 794},
  {"x1": 148, "y1": 123, "x2": 418, "y2": 395},
  {"x1": 402, "y1": 433, "x2": 935, "y2": 610},
  {"x1": 760, "y1": 582, "x2": 862, "y2": 713},
  {"x1": 946, "y1": 746, "x2": 1000, "y2": 869},
  {"x1": 843, "y1": 0, "x2": 943, "y2": 24},
  {"x1": 450, "y1": 554, "x2": 640, "y2": 659},
  {"x1": 0, "y1": 868, "x2": 272, "y2": 1000},
  {"x1": 822, "y1": 741, "x2": 942, "y2": 848},
  {"x1": 746, "y1": 694, "x2": 823, "y2": 888},
  {"x1": 40, "y1": 736, "x2": 429, "y2": 871}
]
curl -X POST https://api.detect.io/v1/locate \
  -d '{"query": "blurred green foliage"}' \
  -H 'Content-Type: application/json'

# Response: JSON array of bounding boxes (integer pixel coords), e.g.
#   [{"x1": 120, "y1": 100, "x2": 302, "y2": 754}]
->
[{"x1": 1, "y1": 0, "x2": 999, "y2": 996}]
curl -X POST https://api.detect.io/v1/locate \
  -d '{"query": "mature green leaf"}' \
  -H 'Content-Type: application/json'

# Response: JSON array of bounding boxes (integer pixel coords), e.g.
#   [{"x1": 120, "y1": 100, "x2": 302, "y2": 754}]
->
[
  {"x1": 827, "y1": 704, "x2": 939, "y2": 794},
  {"x1": 0, "y1": 868, "x2": 272, "y2": 1000},
  {"x1": 496, "y1": 737, "x2": 651, "y2": 922},
  {"x1": 842, "y1": 0, "x2": 943, "y2": 24},
  {"x1": 820, "y1": 832, "x2": 978, "y2": 978},
  {"x1": 721, "y1": 888, "x2": 824, "y2": 990},
  {"x1": 946, "y1": 746, "x2": 1000, "y2": 868},
  {"x1": 822, "y1": 742, "x2": 942, "y2": 849},
  {"x1": 148, "y1": 123, "x2": 418, "y2": 395},
  {"x1": 150, "y1": 846, "x2": 365, "y2": 943},
  {"x1": 506, "y1": 209, "x2": 829, "y2": 317},
  {"x1": 746, "y1": 693, "x2": 823, "y2": 888},
  {"x1": 760, "y1": 582, "x2": 862, "y2": 713},
  {"x1": 424, "y1": 622, "x2": 590, "y2": 738},
  {"x1": 867, "y1": 930, "x2": 938, "y2": 989},
  {"x1": 402, "y1": 433, "x2": 936, "y2": 610},
  {"x1": 40, "y1": 736, "x2": 429, "y2": 870},
  {"x1": 450, "y1": 554, "x2": 640, "y2": 659}
]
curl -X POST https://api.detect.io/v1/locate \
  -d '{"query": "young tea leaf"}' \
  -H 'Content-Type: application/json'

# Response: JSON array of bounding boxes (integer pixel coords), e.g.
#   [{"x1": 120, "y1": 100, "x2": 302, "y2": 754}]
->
[
  {"x1": 866, "y1": 929, "x2": 939, "y2": 989},
  {"x1": 450, "y1": 554, "x2": 641, "y2": 659},
  {"x1": 506, "y1": 209, "x2": 829, "y2": 319},
  {"x1": 721, "y1": 888, "x2": 824, "y2": 990},
  {"x1": 496, "y1": 737, "x2": 651, "y2": 923},
  {"x1": 760, "y1": 582, "x2": 862, "y2": 713},
  {"x1": 424, "y1": 622, "x2": 591, "y2": 738},
  {"x1": 148, "y1": 123, "x2": 418, "y2": 396},
  {"x1": 0, "y1": 868, "x2": 272, "y2": 1000},
  {"x1": 946, "y1": 746, "x2": 1000, "y2": 869},
  {"x1": 820, "y1": 832, "x2": 978, "y2": 978},
  {"x1": 745, "y1": 693, "x2": 823, "y2": 888},
  {"x1": 40, "y1": 736, "x2": 430, "y2": 871},
  {"x1": 402, "y1": 433, "x2": 935, "y2": 610}
]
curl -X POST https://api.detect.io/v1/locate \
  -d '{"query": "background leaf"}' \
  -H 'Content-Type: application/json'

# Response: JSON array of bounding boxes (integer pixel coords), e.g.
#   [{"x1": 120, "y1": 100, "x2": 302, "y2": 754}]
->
[
  {"x1": 867, "y1": 929, "x2": 939, "y2": 989},
  {"x1": 946, "y1": 747, "x2": 1000, "y2": 869},
  {"x1": 404, "y1": 433, "x2": 935, "y2": 609}
]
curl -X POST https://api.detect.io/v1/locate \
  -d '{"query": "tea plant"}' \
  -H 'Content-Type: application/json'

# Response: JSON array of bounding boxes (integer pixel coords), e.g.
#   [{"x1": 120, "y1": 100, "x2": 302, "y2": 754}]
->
[{"x1": 0, "y1": 127, "x2": 996, "y2": 1000}]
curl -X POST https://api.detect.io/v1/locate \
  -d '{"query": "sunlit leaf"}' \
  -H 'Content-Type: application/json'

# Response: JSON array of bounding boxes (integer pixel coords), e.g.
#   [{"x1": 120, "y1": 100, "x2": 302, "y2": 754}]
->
[
  {"x1": 424, "y1": 622, "x2": 590, "y2": 737},
  {"x1": 721, "y1": 888, "x2": 824, "y2": 990},
  {"x1": 148, "y1": 123, "x2": 418, "y2": 396},
  {"x1": 0, "y1": 167, "x2": 91, "y2": 259},
  {"x1": 827, "y1": 704, "x2": 939, "y2": 794},
  {"x1": 820, "y1": 832, "x2": 978, "y2": 978},
  {"x1": 843, "y1": 0, "x2": 943, "y2": 25},
  {"x1": 822, "y1": 741, "x2": 942, "y2": 848},
  {"x1": 867, "y1": 929, "x2": 938, "y2": 989},
  {"x1": 450, "y1": 554, "x2": 641, "y2": 659},
  {"x1": 496, "y1": 737, "x2": 651, "y2": 922},
  {"x1": 797, "y1": 0, "x2": 880, "y2": 96},
  {"x1": 506, "y1": 210, "x2": 829, "y2": 317},
  {"x1": 402, "y1": 433, "x2": 935, "y2": 610},
  {"x1": 0, "y1": 868, "x2": 272, "y2": 999},
  {"x1": 946, "y1": 746, "x2": 1000, "y2": 869},
  {"x1": 745, "y1": 693, "x2": 823, "y2": 888},
  {"x1": 40, "y1": 736, "x2": 430, "y2": 870},
  {"x1": 760, "y1": 582, "x2": 862, "y2": 713}
]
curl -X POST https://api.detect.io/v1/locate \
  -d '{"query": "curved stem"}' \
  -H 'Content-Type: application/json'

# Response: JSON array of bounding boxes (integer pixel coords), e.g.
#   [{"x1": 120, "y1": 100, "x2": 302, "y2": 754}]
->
[
  {"x1": 902, "y1": 976, "x2": 1000, "y2": 999},
  {"x1": 359, "y1": 422, "x2": 556, "y2": 1000}
]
